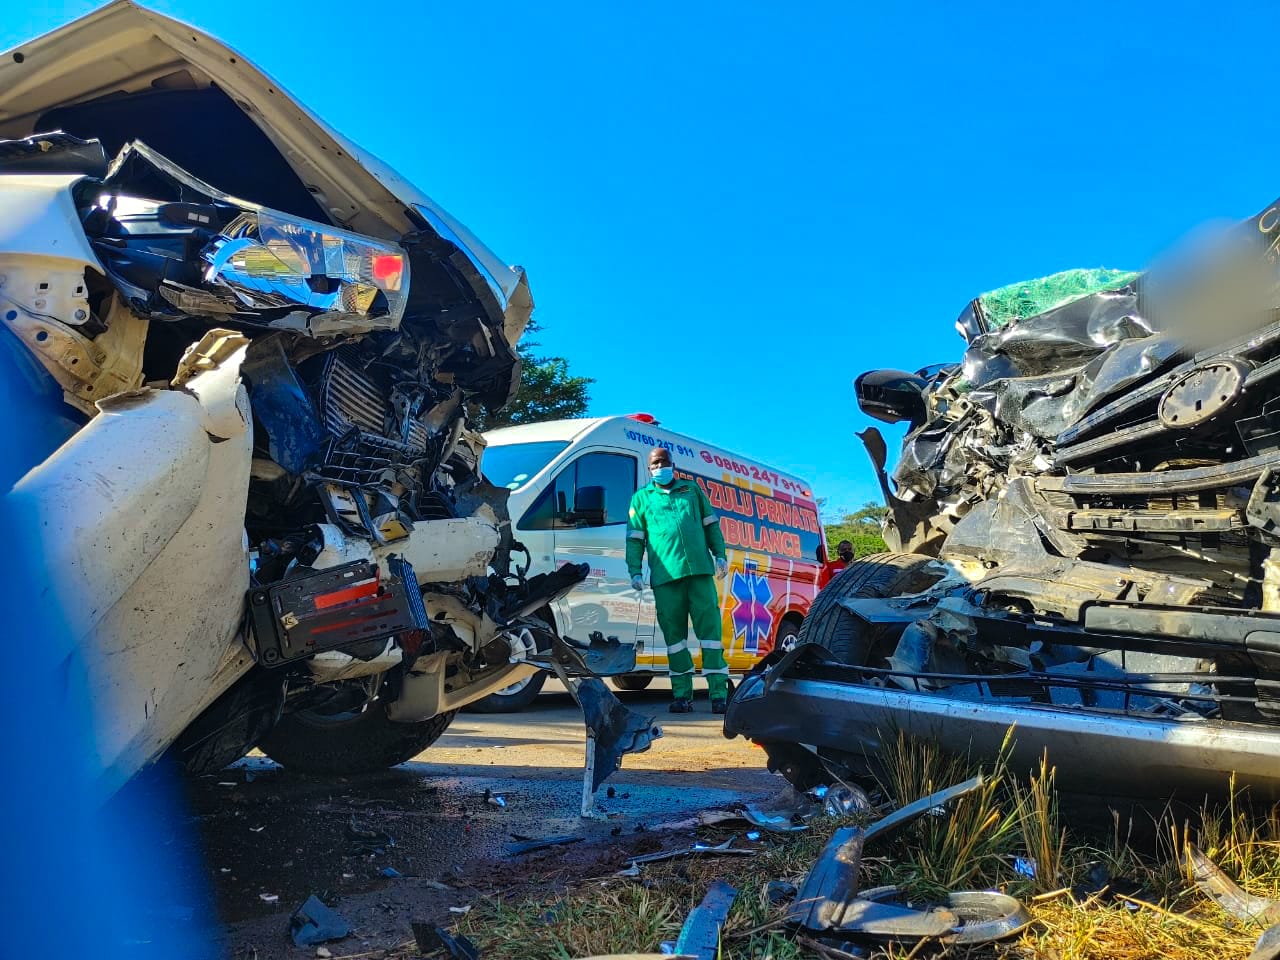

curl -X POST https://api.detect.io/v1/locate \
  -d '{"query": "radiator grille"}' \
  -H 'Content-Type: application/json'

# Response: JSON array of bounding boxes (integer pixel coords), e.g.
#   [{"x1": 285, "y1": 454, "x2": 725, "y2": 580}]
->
[{"x1": 320, "y1": 350, "x2": 428, "y2": 454}]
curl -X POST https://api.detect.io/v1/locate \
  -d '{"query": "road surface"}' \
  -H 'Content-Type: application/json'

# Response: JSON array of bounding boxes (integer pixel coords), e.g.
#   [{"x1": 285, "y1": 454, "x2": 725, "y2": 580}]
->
[{"x1": 176, "y1": 684, "x2": 780, "y2": 957}]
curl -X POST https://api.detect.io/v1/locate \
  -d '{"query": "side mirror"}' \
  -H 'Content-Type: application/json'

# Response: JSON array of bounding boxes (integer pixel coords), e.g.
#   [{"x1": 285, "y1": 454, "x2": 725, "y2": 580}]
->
[
  {"x1": 855, "y1": 368, "x2": 928, "y2": 424},
  {"x1": 572, "y1": 485, "x2": 607, "y2": 526}
]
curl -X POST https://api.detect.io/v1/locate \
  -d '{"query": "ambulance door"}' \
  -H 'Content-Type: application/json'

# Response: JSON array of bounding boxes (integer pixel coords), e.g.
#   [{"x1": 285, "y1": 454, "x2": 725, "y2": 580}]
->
[{"x1": 530, "y1": 450, "x2": 645, "y2": 647}]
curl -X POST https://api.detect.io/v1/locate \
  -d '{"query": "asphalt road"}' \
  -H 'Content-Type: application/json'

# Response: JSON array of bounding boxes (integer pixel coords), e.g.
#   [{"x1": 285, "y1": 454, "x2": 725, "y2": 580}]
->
[{"x1": 178, "y1": 683, "x2": 781, "y2": 958}]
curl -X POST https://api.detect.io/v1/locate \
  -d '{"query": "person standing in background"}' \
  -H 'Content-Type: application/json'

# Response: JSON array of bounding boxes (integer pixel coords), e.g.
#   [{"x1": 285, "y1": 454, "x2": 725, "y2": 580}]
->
[{"x1": 625, "y1": 448, "x2": 730, "y2": 713}]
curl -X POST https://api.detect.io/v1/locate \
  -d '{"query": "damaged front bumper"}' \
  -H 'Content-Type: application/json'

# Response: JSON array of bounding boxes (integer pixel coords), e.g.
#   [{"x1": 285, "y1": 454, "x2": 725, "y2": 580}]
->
[{"x1": 725, "y1": 644, "x2": 1280, "y2": 798}]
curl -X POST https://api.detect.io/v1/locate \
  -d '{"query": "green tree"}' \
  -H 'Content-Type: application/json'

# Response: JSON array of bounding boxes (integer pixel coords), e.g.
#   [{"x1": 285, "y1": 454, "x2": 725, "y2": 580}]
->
[
  {"x1": 482, "y1": 319, "x2": 594, "y2": 428},
  {"x1": 824, "y1": 499, "x2": 888, "y2": 558}
]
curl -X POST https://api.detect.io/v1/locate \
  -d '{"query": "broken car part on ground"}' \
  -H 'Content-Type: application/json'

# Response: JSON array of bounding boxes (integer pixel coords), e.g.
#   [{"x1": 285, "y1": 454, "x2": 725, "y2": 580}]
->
[
  {"x1": 727, "y1": 204, "x2": 1280, "y2": 799},
  {"x1": 0, "y1": 1, "x2": 614, "y2": 796}
]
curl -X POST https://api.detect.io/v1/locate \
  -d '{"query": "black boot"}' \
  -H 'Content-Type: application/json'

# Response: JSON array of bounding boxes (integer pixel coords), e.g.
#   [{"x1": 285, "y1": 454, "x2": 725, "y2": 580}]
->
[
  {"x1": 710, "y1": 698, "x2": 727, "y2": 715},
  {"x1": 669, "y1": 698, "x2": 694, "y2": 713}
]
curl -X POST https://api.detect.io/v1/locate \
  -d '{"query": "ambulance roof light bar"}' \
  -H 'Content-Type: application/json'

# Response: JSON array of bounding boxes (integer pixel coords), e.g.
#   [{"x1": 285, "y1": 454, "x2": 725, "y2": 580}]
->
[{"x1": 627, "y1": 413, "x2": 660, "y2": 425}]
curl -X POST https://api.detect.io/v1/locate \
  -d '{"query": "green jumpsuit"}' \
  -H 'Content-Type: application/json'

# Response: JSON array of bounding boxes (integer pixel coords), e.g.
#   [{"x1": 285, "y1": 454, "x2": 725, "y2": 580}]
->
[{"x1": 625, "y1": 477, "x2": 729, "y2": 700}]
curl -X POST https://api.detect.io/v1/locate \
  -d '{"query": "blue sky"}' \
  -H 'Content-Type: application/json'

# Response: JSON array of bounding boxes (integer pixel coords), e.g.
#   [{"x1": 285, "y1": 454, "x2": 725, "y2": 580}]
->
[{"x1": 6, "y1": 1, "x2": 1280, "y2": 516}]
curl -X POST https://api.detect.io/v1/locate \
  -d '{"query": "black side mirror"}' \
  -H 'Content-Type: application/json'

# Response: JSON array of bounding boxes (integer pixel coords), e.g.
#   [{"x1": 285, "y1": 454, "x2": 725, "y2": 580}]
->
[
  {"x1": 855, "y1": 368, "x2": 928, "y2": 424},
  {"x1": 572, "y1": 485, "x2": 607, "y2": 526}
]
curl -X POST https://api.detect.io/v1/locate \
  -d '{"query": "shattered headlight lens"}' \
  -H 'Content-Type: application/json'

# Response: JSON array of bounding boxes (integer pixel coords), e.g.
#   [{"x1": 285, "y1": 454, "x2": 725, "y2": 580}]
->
[{"x1": 205, "y1": 210, "x2": 409, "y2": 325}]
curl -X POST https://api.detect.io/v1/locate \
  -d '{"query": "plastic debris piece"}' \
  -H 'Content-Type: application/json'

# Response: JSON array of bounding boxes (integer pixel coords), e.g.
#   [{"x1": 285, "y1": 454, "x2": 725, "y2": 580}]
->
[
  {"x1": 258, "y1": 893, "x2": 278, "y2": 903},
  {"x1": 508, "y1": 835, "x2": 586, "y2": 856},
  {"x1": 249, "y1": 825, "x2": 265, "y2": 833},
  {"x1": 742, "y1": 786, "x2": 820, "y2": 833},
  {"x1": 381, "y1": 867, "x2": 403, "y2": 878},
  {"x1": 484, "y1": 789, "x2": 507, "y2": 809},
  {"x1": 316, "y1": 949, "x2": 331, "y2": 959},
  {"x1": 766, "y1": 881, "x2": 798, "y2": 905},
  {"x1": 449, "y1": 905, "x2": 472, "y2": 915},
  {"x1": 823, "y1": 785, "x2": 870, "y2": 817},
  {"x1": 412, "y1": 922, "x2": 480, "y2": 960},
  {"x1": 1014, "y1": 857, "x2": 1037, "y2": 879},
  {"x1": 289, "y1": 895, "x2": 351, "y2": 947},
  {"x1": 746, "y1": 831, "x2": 762, "y2": 842},
  {"x1": 615, "y1": 864, "x2": 642, "y2": 878},
  {"x1": 675, "y1": 881, "x2": 737, "y2": 960}
]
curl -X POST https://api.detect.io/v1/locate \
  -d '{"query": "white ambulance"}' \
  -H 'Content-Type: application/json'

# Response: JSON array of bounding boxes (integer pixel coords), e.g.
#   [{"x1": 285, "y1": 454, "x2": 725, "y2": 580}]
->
[{"x1": 471, "y1": 415, "x2": 828, "y2": 711}]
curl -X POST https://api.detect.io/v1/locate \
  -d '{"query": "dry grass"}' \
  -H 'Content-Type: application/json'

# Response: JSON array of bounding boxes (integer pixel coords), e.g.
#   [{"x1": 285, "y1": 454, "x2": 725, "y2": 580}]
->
[{"x1": 367, "y1": 737, "x2": 1280, "y2": 960}]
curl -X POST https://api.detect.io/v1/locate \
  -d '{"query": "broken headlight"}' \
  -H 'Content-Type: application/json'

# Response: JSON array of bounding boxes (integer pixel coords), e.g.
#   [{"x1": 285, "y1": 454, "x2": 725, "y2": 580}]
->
[{"x1": 204, "y1": 210, "x2": 409, "y2": 325}]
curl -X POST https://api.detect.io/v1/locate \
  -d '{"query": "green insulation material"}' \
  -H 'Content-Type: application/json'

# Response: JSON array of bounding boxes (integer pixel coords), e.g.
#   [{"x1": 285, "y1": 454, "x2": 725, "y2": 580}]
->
[{"x1": 978, "y1": 268, "x2": 1138, "y2": 330}]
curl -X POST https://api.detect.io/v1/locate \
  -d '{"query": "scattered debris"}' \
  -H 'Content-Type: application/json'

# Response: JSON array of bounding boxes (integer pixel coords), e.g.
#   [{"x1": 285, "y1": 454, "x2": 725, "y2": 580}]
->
[
  {"x1": 626, "y1": 836, "x2": 757, "y2": 867},
  {"x1": 289, "y1": 895, "x2": 351, "y2": 947},
  {"x1": 484, "y1": 789, "x2": 507, "y2": 809},
  {"x1": 412, "y1": 922, "x2": 480, "y2": 960},
  {"x1": 346, "y1": 817, "x2": 394, "y2": 854},
  {"x1": 1014, "y1": 856, "x2": 1037, "y2": 879},
  {"x1": 535, "y1": 638, "x2": 662, "y2": 816},
  {"x1": 741, "y1": 787, "x2": 819, "y2": 833},
  {"x1": 674, "y1": 881, "x2": 737, "y2": 960},
  {"x1": 788, "y1": 776, "x2": 1030, "y2": 945},
  {"x1": 508, "y1": 834, "x2": 586, "y2": 856},
  {"x1": 1253, "y1": 925, "x2": 1280, "y2": 960},
  {"x1": 449, "y1": 905, "x2": 472, "y2": 916},
  {"x1": 822, "y1": 785, "x2": 871, "y2": 818},
  {"x1": 746, "y1": 831, "x2": 762, "y2": 842},
  {"x1": 766, "y1": 881, "x2": 798, "y2": 905},
  {"x1": 1070, "y1": 860, "x2": 1146, "y2": 906},
  {"x1": 381, "y1": 867, "x2": 404, "y2": 879},
  {"x1": 315, "y1": 949, "x2": 331, "y2": 959},
  {"x1": 258, "y1": 893, "x2": 278, "y2": 904},
  {"x1": 1189, "y1": 846, "x2": 1280, "y2": 925},
  {"x1": 651, "y1": 810, "x2": 742, "y2": 832},
  {"x1": 249, "y1": 825, "x2": 265, "y2": 833}
]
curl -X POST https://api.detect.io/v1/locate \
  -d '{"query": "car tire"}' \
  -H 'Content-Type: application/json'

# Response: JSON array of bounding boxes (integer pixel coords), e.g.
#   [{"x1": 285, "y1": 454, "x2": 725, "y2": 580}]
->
[
  {"x1": 775, "y1": 619, "x2": 801, "y2": 653},
  {"x1": 258, "y1": 700, "x2": 456, "y2": 775},
  {"x1": 797, "y1": 552, "x2": 940, "y2": 665},
  {"x1": 611, "y1": 673, "x2": 655, "y2": 692},
  {"x1": 468, "y1": 625, "x2": 551, "y2": 713}
]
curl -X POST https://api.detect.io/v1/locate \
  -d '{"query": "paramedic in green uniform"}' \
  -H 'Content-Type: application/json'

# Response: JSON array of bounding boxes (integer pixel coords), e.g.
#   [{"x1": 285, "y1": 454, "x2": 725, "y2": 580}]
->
[{"x1": 626, "y1": 447, "x2": 730, "y2": 714}]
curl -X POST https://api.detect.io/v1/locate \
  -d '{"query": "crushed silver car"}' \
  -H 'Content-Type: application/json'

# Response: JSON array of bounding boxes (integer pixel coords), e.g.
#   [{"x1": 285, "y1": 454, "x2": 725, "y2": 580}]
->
[{"x1": 725, "y1": 203, "x2": 1280, "y2": 799}]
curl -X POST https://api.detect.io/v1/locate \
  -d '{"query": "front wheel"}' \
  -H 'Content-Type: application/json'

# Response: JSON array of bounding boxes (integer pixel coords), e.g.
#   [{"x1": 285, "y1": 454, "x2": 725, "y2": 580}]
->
[
  {"x1": 258, "y1": 700, "x2": 456, "y2": 775},
  {"x1": 611, "y1": 673, "x2": 655, "y2": 692},
  {"x1": 468, "y1": 626, "x2": 548, "y2": 713}
]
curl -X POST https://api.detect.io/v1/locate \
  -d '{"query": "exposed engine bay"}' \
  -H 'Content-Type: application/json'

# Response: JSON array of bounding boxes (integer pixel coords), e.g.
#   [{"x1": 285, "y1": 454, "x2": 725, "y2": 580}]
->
[
  {"x1": 726, "y1": 196, "x2": 1280, "y2": 797},
  {"x1": 1, "y1": 116, "x2": 583, "y2": 776}
]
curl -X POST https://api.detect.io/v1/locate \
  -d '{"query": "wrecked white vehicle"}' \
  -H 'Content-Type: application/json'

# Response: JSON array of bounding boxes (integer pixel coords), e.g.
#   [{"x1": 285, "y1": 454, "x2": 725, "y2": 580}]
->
[
  {"x1": 0, "y1": 2, "x2": 588, "y2": 794},
  {"x1": 726, "y1": 205, "x2": 1280, "y2": 799}
]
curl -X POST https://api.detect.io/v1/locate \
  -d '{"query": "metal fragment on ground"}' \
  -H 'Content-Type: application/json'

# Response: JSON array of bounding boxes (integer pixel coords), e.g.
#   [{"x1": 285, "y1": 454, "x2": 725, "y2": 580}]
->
[
  {"x1": 626, "y1": 836, "x2": 757, "y2": 867},
  {"x1": 412, "y1": 922, "x2": 480, "y2": 960},
  {"x1": 741, "y1": 785, "x2": 820, "y2": 833},
  {"x1": 789, "y1": 775, "x2": 1031, "y2": 945},
  {"x1": 674, "y1": 880, "x2": 738, "y2": 960},
  {"x1": 1188, "y1": 846, "x2": 1280, "y2": 925},
  {"x1": 507, "y1": 834, "x2": 586, "y2": 855}
]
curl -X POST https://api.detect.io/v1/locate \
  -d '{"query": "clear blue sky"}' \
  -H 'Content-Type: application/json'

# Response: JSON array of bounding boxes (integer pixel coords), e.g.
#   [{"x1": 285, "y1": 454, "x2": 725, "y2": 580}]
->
[{"x1": 6, "y1": 1, "x2": 1280, "y2": 516}]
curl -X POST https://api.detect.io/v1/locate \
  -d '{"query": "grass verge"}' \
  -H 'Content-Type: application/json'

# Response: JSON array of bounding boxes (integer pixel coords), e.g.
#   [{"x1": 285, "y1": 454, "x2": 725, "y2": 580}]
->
[{"x1": 359, "y1": 735, "x2": 1280, "y2": 960}]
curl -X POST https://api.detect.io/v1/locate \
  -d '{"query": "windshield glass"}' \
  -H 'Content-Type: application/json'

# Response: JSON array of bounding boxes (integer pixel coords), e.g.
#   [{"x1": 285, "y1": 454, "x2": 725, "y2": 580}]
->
[{"x1": 483, "y1": 441, "x2": 569, "y2": 490}]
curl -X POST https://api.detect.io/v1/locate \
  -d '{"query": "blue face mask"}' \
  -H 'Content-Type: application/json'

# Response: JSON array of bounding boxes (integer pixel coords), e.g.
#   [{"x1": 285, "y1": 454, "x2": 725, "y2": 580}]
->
[{"x1": 651, "y1": 466, "x2": 674, "y2": 485}]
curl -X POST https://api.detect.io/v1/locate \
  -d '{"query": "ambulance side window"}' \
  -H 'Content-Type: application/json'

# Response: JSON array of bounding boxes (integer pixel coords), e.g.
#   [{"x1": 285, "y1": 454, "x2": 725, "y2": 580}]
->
[
  {"x1": 519, "y1": 452, "x2": 637, "y2": 529},
  {"x1": 573, "y1": 453, "x2": 637, "y2": 526}
]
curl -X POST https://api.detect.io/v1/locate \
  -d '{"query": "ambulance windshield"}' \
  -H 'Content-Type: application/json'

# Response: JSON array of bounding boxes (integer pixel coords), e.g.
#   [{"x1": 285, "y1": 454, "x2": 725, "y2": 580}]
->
[{"x1": 483, "y1": 441, "x2": 569, "y2": 490}]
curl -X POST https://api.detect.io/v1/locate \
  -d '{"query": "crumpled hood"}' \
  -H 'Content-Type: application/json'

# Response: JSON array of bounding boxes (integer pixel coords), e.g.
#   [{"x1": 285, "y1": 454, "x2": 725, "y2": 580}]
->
[{"x1": 0, "y1": 0, "x2": 531, "y2": 346}]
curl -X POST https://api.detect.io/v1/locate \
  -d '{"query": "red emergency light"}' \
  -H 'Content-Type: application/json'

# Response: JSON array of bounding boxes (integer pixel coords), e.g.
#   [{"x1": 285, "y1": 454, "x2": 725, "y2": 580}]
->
[{"x1": 627, "y1": 413, "x2": 659, "y2": 424}]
